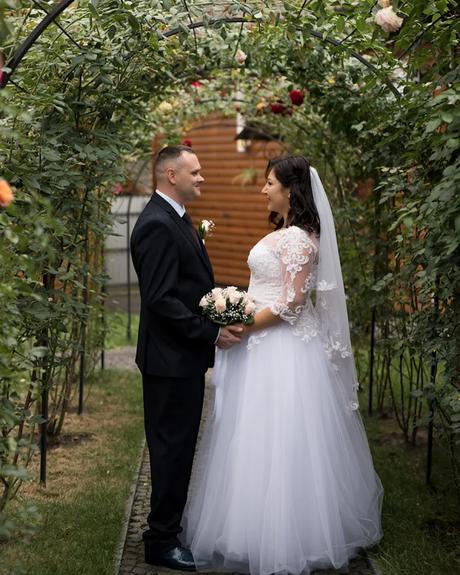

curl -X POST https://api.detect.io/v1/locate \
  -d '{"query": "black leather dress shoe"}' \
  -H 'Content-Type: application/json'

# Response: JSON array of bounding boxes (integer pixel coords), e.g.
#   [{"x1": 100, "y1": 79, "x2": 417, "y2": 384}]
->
[{"x1": 145, "y1": 545, "x2": 196, "y2": 571}]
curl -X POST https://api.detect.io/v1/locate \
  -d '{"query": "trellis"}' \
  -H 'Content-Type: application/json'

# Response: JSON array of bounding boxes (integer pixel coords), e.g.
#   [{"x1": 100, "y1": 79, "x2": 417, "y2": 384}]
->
[{"x1": 0, "y1": 1, "x2": 447, "y2": 496}]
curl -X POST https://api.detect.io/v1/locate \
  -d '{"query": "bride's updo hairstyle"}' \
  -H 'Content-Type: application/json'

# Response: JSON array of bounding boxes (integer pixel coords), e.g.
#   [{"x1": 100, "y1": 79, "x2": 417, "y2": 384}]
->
[{"x1": 267, "y1": 155, "x2": 320, "y2": 235}]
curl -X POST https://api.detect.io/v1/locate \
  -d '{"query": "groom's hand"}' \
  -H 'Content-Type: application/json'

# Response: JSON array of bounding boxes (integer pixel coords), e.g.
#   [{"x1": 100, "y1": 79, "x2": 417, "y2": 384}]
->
[{"x1": 216, "y1": 324, "x2": 243, "y2": 349}]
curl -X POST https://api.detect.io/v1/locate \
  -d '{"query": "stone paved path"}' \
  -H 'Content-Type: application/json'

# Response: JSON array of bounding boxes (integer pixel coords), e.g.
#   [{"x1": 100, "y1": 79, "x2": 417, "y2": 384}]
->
[
  {"x1": 111, "y1": 347, "x2": 379, "y2": 575},
  {"x1": 105, "y1": 346, "x2": 137, "y2": 371}
]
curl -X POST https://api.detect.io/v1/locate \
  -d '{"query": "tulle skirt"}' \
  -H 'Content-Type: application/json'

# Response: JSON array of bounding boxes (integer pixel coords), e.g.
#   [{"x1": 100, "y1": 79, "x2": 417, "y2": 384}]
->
[{"x1": 182, "y1": 323, "x2": 383, "y2": 574}]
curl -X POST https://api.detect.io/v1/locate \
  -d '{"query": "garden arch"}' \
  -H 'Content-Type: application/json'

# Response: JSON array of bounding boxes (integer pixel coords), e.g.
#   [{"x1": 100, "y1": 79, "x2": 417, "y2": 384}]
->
[{"x1": 1, "y1": 2, "x2": 457, "y2": 501}]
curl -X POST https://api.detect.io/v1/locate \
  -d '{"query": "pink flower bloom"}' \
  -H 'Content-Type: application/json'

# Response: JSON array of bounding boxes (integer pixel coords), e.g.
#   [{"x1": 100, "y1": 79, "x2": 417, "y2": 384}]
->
[
  {"x1": 191, "y1": 80, "x2": 202, "y2": 88},
  {"x1": 375, "y1": 6, "x2": 403, "y2": 33},
  {"x1": 377, "y1": 0, "x2": 391, "y2": 7},
  {"x1": 235, "y1": 49, "x2": 247, "y2": 65},
  {"x1": 113, "y1": 183, "x2": 123, "y2": 195}
]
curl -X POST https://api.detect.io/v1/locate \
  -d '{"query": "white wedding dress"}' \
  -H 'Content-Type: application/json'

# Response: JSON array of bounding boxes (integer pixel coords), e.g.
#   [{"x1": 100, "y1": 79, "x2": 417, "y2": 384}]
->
[{"x1": 182, "y1": 225, "x2": 383, "y2": 575}]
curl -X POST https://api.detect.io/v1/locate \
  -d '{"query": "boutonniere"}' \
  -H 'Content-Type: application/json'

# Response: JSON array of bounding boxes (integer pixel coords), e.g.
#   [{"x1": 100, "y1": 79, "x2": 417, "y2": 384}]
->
[{"x1": 198, "y1": 219, "x2": 215, "y2": 242}]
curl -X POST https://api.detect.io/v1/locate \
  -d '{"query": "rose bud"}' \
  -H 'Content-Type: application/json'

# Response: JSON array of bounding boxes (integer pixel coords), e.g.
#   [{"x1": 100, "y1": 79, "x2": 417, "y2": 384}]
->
[
  {"x1": 289, "y1": 89, "x2": 305, "y2": 106},
  {"x1": 269, "y1": 102, "x2": 286, "y2": 115}
]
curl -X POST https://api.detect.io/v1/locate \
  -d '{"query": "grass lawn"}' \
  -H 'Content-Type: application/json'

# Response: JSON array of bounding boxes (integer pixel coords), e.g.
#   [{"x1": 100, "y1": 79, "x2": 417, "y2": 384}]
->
[
  {"x1": 0, "y1": 368, "x2": 144, "y2": 575},
  {"x1": 104, "y1": 311, "x2": 139, "y2": 349},
  {"x1": 362, "y1": 406, "x2": 460, "y2": 575}
]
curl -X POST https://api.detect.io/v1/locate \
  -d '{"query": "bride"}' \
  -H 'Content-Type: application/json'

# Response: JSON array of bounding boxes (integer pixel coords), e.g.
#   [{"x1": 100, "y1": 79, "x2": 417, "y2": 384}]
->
[{"x1": 182, "y1": 155, "x2": 383, "y2": 574}]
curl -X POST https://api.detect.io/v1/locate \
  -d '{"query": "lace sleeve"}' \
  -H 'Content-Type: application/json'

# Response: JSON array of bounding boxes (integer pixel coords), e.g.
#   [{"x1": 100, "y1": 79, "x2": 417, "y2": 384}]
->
[{"x1": 270, "y1": 227, "x2": 318, "y2": 324}]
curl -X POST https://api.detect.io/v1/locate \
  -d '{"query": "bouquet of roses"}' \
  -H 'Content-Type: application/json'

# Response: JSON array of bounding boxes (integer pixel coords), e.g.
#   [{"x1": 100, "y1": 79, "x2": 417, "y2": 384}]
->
[{"x1": 199, "y1": 286, "x2": 256, "y2": 326}]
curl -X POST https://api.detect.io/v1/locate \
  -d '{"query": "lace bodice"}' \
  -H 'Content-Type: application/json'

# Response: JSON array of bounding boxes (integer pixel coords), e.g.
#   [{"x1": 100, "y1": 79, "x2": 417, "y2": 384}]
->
[{"x1": 247, "y1": 226, "x2": 321, "y2": 347}]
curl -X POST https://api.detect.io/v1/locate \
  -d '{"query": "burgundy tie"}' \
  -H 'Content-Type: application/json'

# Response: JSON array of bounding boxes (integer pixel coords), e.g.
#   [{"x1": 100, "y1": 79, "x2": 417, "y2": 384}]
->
[{"x1": 182, "y1": 212, "x2": 201, "y2": 247}]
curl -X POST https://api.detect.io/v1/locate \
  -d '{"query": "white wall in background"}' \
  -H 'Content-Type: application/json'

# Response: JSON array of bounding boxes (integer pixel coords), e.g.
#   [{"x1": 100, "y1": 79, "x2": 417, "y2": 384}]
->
[{"x1": 105, "y1": 195, "x2": 151, "y2": 286}]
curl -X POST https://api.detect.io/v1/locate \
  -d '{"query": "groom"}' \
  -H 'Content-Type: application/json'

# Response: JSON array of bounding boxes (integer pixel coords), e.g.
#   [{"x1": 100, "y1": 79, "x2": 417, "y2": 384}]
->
[{"x1": 130, "y1": 145, "x2": 242, "y2": 571}]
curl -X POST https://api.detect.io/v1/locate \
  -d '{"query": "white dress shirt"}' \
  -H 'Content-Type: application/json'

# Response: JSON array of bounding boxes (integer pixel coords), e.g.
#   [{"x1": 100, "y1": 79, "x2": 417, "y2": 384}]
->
[{"x1": 155, "y1": 189, "x2": 185, "y2": 217}]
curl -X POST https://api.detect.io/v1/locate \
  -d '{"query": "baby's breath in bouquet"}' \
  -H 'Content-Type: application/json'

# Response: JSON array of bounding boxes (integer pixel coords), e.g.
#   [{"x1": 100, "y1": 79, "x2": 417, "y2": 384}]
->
[{"x1": 199, "y1": 286, "x2": 256, "y2": 326}]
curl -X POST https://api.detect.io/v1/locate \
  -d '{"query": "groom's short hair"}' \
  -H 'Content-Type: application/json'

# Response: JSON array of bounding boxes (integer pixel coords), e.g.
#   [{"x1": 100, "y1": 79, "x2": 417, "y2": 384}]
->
[{"x1": 154, "y1": 145, "x2": 194, "y2": 177}]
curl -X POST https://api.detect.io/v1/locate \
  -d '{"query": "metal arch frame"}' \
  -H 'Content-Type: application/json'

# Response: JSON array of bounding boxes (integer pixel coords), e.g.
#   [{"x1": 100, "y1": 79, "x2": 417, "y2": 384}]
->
[
  {"x1": 0, "y1": 0, "x2": 74, "y2": 89},
  {"x1": 0, "y1": 2, "x2": 401, "y2": 98}
]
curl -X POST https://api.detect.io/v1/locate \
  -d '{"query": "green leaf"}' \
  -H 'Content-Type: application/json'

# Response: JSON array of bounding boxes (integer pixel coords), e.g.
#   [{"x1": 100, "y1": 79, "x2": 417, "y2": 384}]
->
[{"x1": 30, "y1": 347, "x2": 49, "y2": 358}]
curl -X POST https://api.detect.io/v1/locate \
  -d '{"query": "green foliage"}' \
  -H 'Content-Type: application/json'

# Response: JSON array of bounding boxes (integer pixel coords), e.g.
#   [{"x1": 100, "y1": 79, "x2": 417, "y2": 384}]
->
[{"x1": 104, "y1": 311, "x2": 139, "y2": 349}]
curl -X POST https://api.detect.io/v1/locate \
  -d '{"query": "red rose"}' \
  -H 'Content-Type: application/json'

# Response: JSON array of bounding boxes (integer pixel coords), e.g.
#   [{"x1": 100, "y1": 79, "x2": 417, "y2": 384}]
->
[
  {"x1": 181, "y1": 139, "x2": 192, "y2": 148},
  {"x1": 269, "y1": 102, "x2": 286, "y2": 115},
  {"x1": 191, "y1": 80, "x2": 202, "y2": 88},
  {"x1": 289, "y1": 89, "x2": 305, "y2": 106}
]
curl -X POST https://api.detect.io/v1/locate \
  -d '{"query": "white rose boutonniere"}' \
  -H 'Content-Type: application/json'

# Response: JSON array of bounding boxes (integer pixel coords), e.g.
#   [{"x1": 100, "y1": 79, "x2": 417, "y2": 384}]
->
[{"x1": 198, "y1": 219, "x2": 215, "y2": 242}]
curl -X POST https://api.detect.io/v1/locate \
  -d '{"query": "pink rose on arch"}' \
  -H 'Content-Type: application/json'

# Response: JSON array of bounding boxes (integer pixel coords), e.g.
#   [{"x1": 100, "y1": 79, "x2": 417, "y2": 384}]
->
[
  {"x1": 235, "y1": 49, "x2": 247, "y2": 65},
  {"x1": 289, "y1": 89, "x2": 305, "y2": 106},
  {"x1": 113, "y1": 183, "x2": 123, "y2": 195},
  {"x1": 375, "y1": 6, "x2": 403, "y2": 33}
]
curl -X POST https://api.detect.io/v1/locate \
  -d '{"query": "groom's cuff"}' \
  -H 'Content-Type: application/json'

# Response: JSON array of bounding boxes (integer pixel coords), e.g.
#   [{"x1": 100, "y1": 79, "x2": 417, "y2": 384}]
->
[{"x1": 213, "y1": 328, "x2": 221, "y2": 345}]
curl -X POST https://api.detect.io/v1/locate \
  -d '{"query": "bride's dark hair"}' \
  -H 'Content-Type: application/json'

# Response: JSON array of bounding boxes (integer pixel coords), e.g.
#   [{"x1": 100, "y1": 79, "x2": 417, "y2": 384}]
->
[{"x1": 266, "y1": 155, "x2": 320, "y2": 235}]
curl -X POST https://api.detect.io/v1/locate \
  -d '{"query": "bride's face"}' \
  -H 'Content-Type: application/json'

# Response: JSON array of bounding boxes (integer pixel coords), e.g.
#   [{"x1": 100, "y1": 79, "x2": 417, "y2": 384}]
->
[{"x1": 261, "y1": 169, "x2": 290, "y2": 215}]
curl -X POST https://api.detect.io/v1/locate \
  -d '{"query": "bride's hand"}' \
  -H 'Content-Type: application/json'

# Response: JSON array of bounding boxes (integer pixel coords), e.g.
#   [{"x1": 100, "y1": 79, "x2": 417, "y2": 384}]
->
[{"x1": 242, "y1": 322, "x2": 255, "y2": 336}]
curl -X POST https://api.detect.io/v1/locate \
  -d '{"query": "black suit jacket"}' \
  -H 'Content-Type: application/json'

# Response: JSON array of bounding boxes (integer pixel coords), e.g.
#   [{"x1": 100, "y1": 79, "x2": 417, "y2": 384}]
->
[{"x1": 130, "y1": 193, "x2": 219, "y2": 378}]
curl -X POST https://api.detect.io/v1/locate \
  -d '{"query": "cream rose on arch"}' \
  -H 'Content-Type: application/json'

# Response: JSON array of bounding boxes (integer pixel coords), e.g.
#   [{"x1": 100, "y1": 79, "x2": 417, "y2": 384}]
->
[{"x1": 375, "y1": 6, "x2": 403, "y2": 33}]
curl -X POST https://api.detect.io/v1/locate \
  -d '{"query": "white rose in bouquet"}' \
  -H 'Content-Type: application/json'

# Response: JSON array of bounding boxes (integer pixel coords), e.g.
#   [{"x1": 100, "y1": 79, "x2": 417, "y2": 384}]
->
[
  {"x1": 200, "y1": 286, "x2": 256, "y2": 326},
  {"x1": 244, "y1": 301, "x2": 256, "y2": 315},
  {"x1": 228, "y1": 290, "x2": 241, "y2": 305},
  {"x1": 215, "y1": 297, "x2": 227, "y2": 312}
]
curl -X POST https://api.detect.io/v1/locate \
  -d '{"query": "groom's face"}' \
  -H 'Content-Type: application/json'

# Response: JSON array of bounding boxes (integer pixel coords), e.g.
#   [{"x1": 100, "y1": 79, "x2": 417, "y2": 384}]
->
[{"x1": 173, "y1": 152, "x2": 204, "y2": 203}]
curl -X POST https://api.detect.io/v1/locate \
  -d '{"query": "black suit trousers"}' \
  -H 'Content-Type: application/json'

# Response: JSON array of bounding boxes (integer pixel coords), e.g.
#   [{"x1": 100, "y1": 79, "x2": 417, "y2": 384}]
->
[{"x1": 142, "y1": 373, "x2": 205, "y2": 553}]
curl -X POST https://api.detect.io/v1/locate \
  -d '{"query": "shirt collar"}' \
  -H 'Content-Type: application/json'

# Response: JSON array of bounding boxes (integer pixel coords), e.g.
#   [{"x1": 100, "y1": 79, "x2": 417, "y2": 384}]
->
[{"x1": 155, "y1": 189, "x2": 186, "y2": 217}]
